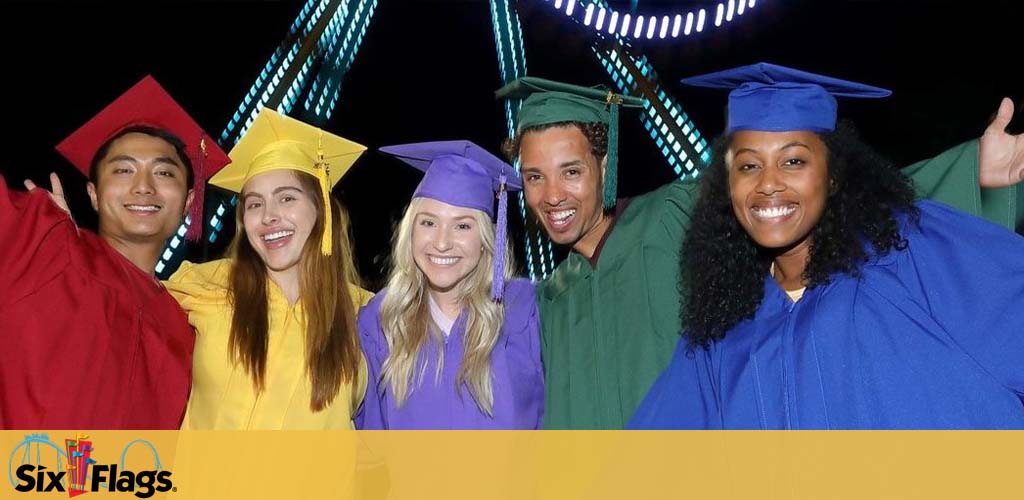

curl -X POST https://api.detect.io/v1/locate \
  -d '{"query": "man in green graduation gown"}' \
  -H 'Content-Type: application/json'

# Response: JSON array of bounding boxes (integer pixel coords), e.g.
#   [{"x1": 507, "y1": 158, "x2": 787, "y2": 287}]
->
[{"x1": 496, "y1": 77, "x2": 1024, "y2": 429}]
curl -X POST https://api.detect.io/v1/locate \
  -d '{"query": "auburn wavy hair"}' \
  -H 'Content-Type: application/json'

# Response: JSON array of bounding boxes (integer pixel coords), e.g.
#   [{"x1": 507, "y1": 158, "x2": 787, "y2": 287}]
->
[{"x1": 228, "y1": 170, "x2": 363, "y2": 411}]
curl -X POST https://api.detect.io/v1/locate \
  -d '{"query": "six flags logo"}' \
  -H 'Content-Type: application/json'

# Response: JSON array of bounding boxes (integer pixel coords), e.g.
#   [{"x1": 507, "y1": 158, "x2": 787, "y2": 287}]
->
[{"x1": 10, "y1": 433, "x2": 173, "y2": 498}]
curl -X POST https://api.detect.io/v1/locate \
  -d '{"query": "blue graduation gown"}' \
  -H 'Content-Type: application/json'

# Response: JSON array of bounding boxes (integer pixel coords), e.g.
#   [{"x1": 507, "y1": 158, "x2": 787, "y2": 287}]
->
[
  {"x1": 629, "y1": 201, "x2": 1024, "y2": 429},
  {"x1": 355, "y1": 278, "x2": 544, "y2": 429}
]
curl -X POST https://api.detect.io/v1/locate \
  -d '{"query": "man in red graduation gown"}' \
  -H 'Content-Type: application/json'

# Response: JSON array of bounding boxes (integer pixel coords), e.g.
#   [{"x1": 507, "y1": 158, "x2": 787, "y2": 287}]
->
[{"x1": 0, "y1": 76, "x2": 230, "y2": 429}]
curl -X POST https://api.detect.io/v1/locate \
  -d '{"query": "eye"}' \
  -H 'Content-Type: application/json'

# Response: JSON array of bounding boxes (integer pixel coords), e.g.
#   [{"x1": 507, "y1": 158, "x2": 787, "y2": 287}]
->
[
  {"x1": 419, "y1": 219, "x2": 435, "y2": 227},
  {"x1": 155, "y1": 170, "x2": 176, "y2": 178},
  {"x1": 736, "y1": 163, "x2": 760, "y2": 172},
  {"x1": 246, "y1": 201, "x2": 262, "y2": 210},
  {"x1": 525, "y1": 173, "x2": 542, "y2": 183},
  {"x1": 456, "y1": 222, "x2": 473, "y2": 231},
  {"x1": 564, "y1": 168, "x2": 580, "y2": 178},
  {"x1": 783, "y1": 158, "x2": 806, "y2": 167},
  {"x1": 113, "y1": 167, "x2": 132, "y2": 174},
  {"x1": 281, "y1": 195, "x2": 297, "y2": 203}
]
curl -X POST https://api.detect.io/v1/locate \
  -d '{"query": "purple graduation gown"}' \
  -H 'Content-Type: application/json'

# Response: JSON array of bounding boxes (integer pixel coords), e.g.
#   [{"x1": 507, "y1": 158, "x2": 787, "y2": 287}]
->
[{"x1": 355, "y1": 278, "x2": 544, "y2": 429}]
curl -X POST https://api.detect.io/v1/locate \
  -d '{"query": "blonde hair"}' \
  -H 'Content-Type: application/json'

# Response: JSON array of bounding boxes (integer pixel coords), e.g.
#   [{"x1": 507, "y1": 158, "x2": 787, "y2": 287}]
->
[
  {"x1": 227, "y1": 170, "x2": 363, "y2": 412},
  {"x1": 378, "y1": 197, "x2": 514, "y2": 416}
]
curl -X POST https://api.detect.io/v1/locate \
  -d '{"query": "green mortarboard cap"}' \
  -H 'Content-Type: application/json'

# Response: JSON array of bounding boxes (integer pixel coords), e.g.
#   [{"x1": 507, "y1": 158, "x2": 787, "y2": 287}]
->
[{"x1": 496, "y1": 77, "x2": 643, "y2": 209}]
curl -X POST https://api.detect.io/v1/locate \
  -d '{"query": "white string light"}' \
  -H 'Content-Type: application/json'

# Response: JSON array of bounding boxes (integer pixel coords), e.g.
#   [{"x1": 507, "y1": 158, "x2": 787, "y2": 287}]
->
[{"x1": 544, "y1": 0, "x2": 762, "y2": 40}]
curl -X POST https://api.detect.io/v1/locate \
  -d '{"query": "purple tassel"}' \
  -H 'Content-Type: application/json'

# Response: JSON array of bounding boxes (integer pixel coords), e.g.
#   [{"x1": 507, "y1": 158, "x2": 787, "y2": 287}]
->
[{"x1": 491, "y1": 174, "x2": 508, "y2": 302}]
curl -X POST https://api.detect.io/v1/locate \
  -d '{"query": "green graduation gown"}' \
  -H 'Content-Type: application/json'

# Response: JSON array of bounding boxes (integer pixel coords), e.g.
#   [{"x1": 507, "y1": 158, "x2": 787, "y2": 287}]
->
[
  {"x1": 903, "y1": 140, "x2": 1023, "y2": 232},
  {"x1": 537, "y1": 139, "x2": 1021, "y2": 430}
]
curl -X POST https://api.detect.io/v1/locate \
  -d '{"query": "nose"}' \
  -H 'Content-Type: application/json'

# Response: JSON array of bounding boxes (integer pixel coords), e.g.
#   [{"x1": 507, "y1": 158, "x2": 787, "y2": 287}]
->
[
  {"x1": 261, "y1": 202, "x2": 281, "y2": 225},
  {"x1": 131, "y1": 171, "x2": 155, "y2": 195},
  {"x1": 755, "y1": 165, "x2": 785, "y2": 196},
  {"x1": 542, "y1": 180, "x2": 567, "y2": 207},
  {"x1": 433, "y1": 227, "x2": 452, "y2": 252}
]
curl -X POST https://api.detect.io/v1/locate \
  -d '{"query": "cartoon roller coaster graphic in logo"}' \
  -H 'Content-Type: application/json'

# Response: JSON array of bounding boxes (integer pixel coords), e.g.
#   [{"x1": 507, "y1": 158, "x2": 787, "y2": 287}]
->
[{"x1": 9, "y1": 433, "x2": 173, "y2": 498}]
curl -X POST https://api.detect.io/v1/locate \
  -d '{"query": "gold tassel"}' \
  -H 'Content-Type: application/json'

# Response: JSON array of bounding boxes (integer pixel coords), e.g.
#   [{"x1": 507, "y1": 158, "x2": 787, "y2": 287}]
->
[{"x1": 316, "y1": 131, "x2": 333, "y2": 256}]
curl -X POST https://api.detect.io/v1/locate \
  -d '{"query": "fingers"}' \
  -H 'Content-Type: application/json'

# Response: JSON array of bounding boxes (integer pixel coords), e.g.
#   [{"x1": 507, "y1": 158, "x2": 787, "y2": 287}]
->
[
  {"x1": 986, "y1": 97, "x2": 1015, "y2": 133},
  {"x1": 23, "y1": 179, "x2": 37, "y2": 191},
  {"x1": 49, "y1": 172, "x2": 65, "y2": 198}
]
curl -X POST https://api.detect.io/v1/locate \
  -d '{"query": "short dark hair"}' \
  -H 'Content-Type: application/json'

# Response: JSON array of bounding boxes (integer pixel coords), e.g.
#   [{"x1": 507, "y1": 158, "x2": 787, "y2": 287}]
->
[
  {"x1": 501, "y1": 121, "x2": 608, "y2": 163},
  {"x1": 88, "y1": 125, "x2": 194, "y2": 188}
]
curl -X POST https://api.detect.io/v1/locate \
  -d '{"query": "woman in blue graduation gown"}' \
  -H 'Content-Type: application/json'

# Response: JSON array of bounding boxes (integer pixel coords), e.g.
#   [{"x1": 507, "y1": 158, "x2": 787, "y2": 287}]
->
[{"x1": 629, "y1": 63, "x2": 1024, "y2": 430}]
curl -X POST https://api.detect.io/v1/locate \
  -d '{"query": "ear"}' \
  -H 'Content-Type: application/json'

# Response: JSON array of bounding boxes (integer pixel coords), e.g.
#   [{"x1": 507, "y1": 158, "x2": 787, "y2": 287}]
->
[
  {"x1": 183, "y1": 188, "x2": 196, "y2": 217},
  {"x1": 86, "y1": 182, "x2": 99, "y2": 212}
]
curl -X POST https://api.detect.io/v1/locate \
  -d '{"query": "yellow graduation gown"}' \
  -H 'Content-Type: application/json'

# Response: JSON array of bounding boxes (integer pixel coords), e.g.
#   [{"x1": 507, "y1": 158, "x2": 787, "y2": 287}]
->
[{"x1": 166, "y1": 259, "x2": 373, "y2": 429}]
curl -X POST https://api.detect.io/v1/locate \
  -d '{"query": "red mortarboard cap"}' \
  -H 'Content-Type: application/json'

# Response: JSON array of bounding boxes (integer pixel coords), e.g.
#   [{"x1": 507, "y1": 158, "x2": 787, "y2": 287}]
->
[{"x1": 55, "y1": 75, "x2": 231, "y2": 241}]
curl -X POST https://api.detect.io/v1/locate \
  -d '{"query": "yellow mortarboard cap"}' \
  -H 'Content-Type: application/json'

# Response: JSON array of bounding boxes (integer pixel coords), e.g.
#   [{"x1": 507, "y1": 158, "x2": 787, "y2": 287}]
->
[{"x1": 211, "y1": 108, "x2": 366, "y2": 255}]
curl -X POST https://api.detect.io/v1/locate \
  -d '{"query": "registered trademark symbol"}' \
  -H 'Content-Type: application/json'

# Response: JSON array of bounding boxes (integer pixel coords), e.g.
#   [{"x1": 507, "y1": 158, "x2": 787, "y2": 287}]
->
[{"x1": 172, "y1": 487, "x2": 178, "y2": 492}]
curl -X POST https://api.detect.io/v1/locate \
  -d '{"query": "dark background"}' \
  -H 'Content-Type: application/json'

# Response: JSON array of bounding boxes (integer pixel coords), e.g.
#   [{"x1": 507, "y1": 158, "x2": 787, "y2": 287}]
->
[{"x1": 1, "y1": 0, "x2": 1020, "y2": 288}]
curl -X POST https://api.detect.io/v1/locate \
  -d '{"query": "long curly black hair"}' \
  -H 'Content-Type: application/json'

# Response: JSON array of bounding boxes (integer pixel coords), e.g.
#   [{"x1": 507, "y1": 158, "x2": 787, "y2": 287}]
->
[{"x1": 683, "y1": 121, "x2": 918, "y2": 348}]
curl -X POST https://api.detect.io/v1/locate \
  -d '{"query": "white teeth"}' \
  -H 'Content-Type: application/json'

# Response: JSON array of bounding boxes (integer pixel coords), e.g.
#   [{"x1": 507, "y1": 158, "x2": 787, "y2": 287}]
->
[
  {"x1": 550, "y1": 209, "x2": 576, "y2": 222},
  {"x1": 125, "y1": 205, "x2": 160, "y2": 212},
  {"x1": 262, "y1": 230, "x2": 294, "y2": 242},
  {"x1": 752, "y1": 205, "x2": 797, "y2": 219},
  {"x1": 429, "y1": 256, "x2": 460, "y2": 265}
]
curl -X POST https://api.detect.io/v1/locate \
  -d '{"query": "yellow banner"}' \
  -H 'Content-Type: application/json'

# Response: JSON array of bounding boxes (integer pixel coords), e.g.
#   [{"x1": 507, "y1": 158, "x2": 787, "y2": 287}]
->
[{"x1": 3, "y1": 431, "x2": 1022, "y2": 499}]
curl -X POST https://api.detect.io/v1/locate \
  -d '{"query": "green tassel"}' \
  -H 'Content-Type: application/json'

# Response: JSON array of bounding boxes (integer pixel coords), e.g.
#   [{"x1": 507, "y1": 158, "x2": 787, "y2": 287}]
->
[{"x1": 603, "y1": 102, "x2": 619, "y2": 210}]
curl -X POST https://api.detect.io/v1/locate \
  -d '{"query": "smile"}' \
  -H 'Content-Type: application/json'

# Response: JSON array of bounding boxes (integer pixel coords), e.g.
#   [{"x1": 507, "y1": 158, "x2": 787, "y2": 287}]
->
[
  {"x1": 124, "y1": 204, "x2": 161, "y2": 213},
  {"x1": 751, "y1": 204, "x2": 797, "y2": 220},
  {"x1": 428, "y1": 256, "x2": 461, "y2": 266},
  {"x1": 262, "y1": 230, "x2": 295, "y2": 242},
  {"x1": 546, "y1": 208, "x2": 576, "y2": 228}
]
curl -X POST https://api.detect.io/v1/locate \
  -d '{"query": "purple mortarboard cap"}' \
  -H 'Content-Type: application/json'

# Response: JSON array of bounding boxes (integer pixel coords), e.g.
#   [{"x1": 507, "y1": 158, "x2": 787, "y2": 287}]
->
[
  {"x1": 380, "y1": 140, "x2": 522, "y2": 301},
  {"x1": 681, "y1": 62, "x2": 891, "y2": 134}
]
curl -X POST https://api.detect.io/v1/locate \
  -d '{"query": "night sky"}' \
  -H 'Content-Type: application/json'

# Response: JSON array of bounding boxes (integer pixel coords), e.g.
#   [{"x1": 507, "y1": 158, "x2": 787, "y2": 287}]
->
[{"x1": 1, "y1": 0, "x2": 1020, "y2": 288}]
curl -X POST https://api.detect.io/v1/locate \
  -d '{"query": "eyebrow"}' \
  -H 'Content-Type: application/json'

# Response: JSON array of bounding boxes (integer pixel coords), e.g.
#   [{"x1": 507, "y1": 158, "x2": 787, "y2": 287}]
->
[
  {"x1": 734, "y1": 141, "x2": 811, "y2": 156},
  {"x1": 520, "y1": 159, "x2": 585, "y2": 174},
  {"x1": 242, "y1": 186, "x2": 303, "y2": 200},
  {"x1": 780, "y1": 141, "x2": 811, "y2": 152},
  {"x1": 416, "y1": 211, "x2": 475, "y2": 221},
  {"x1": 105, "y1": 155, "x2": 183, "y2": 169}
]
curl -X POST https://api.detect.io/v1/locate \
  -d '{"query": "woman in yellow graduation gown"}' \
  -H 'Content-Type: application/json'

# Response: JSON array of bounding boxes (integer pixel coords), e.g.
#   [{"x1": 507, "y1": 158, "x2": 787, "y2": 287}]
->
[{"x1": 167, "y1": 109, "x2": 371, "y2": 429}]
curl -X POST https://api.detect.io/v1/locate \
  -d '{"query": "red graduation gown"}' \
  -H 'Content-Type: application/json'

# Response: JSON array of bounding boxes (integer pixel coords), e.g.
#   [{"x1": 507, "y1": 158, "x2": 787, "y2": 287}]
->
[{"x1": 0, "y1": 175, "x2": 193, "y2": 429}]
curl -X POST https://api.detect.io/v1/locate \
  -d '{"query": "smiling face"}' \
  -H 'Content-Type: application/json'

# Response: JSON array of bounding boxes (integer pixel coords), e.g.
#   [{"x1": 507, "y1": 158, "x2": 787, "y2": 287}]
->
[
  {"x1": 410, "y1": 197, "x2": 485, "y2": 295},
  {"x1": 87, "y1": 132, "x2": 193, "y2": 244},
  {"x1": 240, "y1": 169, "x2": 318, "y2": 274},
  {"x1": 519, "y1": 125, "x2": 607, "y2": 252},
  {"x1": 726, "y1": 130, "x2": 830, "y2": 256}
]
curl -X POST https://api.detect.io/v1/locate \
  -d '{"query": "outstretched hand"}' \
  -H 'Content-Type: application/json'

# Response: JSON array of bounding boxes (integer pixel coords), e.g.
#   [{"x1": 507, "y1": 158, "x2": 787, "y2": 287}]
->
[
  {"x1": 24, "y1": 172, "x2": 73, "y2": 217},
  {"x1": 979, "y1": 97, "x2": 1024, "y2": 188}
]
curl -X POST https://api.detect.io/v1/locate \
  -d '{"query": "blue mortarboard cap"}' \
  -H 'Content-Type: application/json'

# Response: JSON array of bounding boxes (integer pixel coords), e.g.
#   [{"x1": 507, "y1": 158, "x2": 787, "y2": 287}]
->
[
  {"x1": 681, "y1": 62, "x2": 891, "y2": 133},
  {"x1": 380, "y1": 140, "x2": 522, "y2": 302}
]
